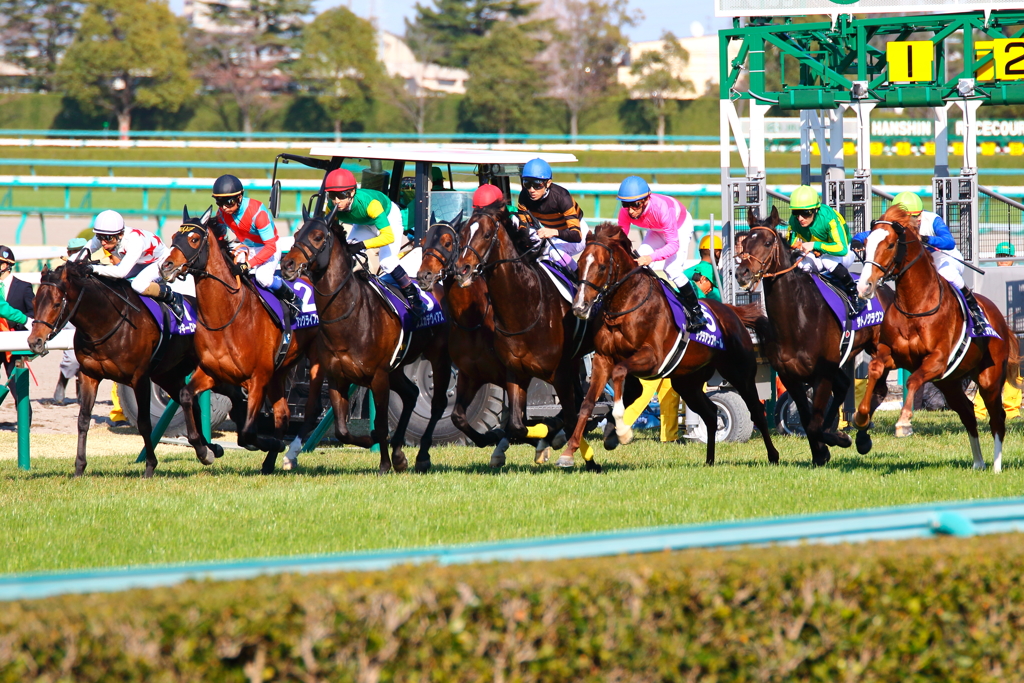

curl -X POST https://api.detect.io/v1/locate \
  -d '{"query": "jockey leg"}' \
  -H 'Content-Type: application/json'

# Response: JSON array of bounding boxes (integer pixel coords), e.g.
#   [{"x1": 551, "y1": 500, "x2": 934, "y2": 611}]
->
[
  {"x1": 133, "y1": 261, "x2": 184, "y2": 318},
  {"x1": 819, "y1": 255, "x2": 866, "y2": 313},
  {"x1": 392, "y1": 264, "x2": 426, "y2": 318},
  {"x1": 935, "y1": 251, "x2": 985, "y2": 335},
  {"x1": 663, "y1": 251, "x2": 707, "y2": 333}
]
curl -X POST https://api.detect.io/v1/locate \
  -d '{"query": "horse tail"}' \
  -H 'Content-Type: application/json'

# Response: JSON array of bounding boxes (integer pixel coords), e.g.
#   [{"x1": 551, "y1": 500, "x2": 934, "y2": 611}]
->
[
  {"x1": 726, "y1": 303, "x2": 767, "y2": 330},
  {"x1": 1007, "y1": 331, "x2": 1022, "y2": 390}
]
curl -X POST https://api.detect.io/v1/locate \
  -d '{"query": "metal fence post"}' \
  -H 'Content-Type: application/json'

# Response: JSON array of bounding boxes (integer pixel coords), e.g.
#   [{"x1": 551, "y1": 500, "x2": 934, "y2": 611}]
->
[{"x1": 13, "y1": 366, "x2": 30, "y2": 470}]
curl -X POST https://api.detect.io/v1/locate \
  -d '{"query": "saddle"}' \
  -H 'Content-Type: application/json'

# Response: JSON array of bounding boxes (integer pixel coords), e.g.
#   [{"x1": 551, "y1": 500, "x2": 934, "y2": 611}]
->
[
  {"x1": 371, "y1": 273, "x2": 446, "y2": 332},
  {"x1": 808, "y1": 273, "x2": 885, "y2": 366}
]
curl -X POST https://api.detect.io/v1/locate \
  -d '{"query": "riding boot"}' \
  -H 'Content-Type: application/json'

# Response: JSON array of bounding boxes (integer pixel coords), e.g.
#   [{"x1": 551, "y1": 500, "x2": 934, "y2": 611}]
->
[
  {"x1": 401, "y1": 282, "x2": 426, "y2": 319},
  {"x1": 829, "y1": 264, "x2": 866, "y2": 314},
  {"x1": 274, "y1": 283, "x2": 302, "y2": 316},
  {"x1": 675, "y1": 281, "x2": 708, "y2": 333},
  {"x1": 961, "y1": 287, "x2": 988, "y2": 335},
  {"x1": 156, "y1": 282, "x2": 185, "y2": 319}
]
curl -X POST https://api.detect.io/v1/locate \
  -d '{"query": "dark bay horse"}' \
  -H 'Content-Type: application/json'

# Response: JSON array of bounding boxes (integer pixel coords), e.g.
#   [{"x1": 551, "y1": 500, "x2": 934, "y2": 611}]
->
[
  {"x1": 568, "y1": 222, "x2": 778, "y2": 466},
  {"x1": 856, "y1": 204, "x2": 1020, "y2": 472},
  {"x1": 160, "y1": 207, "x2": 320, "y2": 474},
  {"x1": 26, "y1": 260, "x2": 198, "y2": 477},
  {"x1": 735, "y1": 206, "x2": 893, "y2": 465},
  {"x1": 279, "y1": 207, "x2": 451, "y2": 475}
]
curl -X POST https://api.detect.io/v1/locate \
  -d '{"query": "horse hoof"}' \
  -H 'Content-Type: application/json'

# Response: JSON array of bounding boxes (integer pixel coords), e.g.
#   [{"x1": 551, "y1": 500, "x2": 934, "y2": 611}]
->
[
  {"x1": 489, "y1": 453, "x2": 506, "y2": 468},
  {"x1": 973, "y1": 461, "x2": 987, "y2": 471},
  {"x1": 584, "y1": 459, "x2": 603, "y2": 473},
  {"x1": 197, "y1": 449, "x2": 216, "y2": 466},
  {"x1": 143, "y1": 467, "x2": 156, "y2": 479},
  {"x1": 534, "y1": 445, "x2": 551, "y2": 465},
  {"x1": 281, "y1": 456, "x2": 297, "y2": 471},
  {"x1": 895, "y1": 424, "x2": 913, "y2": 438},
  {"x1": 557, "y1": 455, "x2": 574, "y2": 469},
  {"x1": 377, "y1": 465, "x2": 392, "y2": 476},
  {"x1": 261, "y1": 464, "x2": 275, "y2": 475},
  {"x1": 392, "y1": 452, "x2": 409, "y2": 473},
  {"x1": 768, "y1": 453, "x2": 780, "y2": 465},
  {"x1": 550, "y1": 430, "x2": 567, "y2": 450},
  {"x1": 617, "y1": 428, "x2": 633, "y2": 446},
  {"x1": 415, "y1": 458, "x2": 432, "y2": 473},
  {"x1": 833, "y1": 432, "x2": 852, "y2": 448},
  {"x1": 211, "y1": 443, "x2": 224, "y2": 459},
  {"x1": 603, "y1": 429, "x2": 619, "y2": 451},
  {"x1": 856, "y1": 430, "x2": 872, "y2": 455}
]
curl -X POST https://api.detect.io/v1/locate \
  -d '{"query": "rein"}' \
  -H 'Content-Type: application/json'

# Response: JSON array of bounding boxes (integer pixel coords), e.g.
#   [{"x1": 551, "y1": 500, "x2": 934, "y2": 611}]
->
[
  {"x1": 578, "y1": 240, "x2": 653, "y2": 319},
  {"x1": 39, "y1": 273, "x2": 135, "y2": 345},
  {"x1": 290, "y1": 221, "x2": 358, "y2": 324},
  {"x1": 739, "y1": 226, "x2": 806, "y2": 288},
  {"x1": 174, "y1": 223, "x2": 253, "y2": 331}
]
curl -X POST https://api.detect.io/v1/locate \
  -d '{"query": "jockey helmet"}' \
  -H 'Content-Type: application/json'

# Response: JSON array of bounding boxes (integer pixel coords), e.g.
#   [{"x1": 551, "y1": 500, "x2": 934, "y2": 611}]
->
[
  {"x1": 0, "y1": 245, "x2": 13, "y2": 265},
  {"x1": 996, "y1": 241, "x2": 1015, "y2": 257},
  {"x1": 617, "y1": 176, "x2": 651, "y2": 202},
  {"x1": 324, "y1": 168, "x2": 357, "y2": 192},
  {"x1": 522, "y1": 158, "x2": 553, "y2": 180},
  {"x1": 473, "y1": 184, "x2": 504, "y2": 208},
  {"x1": 892, "y1": 191, "x2": 924, "y2": 215},
  {"x1": 212, "y1": 174, "x2": 243, "y2": 197},
  {"x1": 699, "y1": 234, "x2": 723, "y2": 250},
  {"x1": 93, "y1": 210, "x2": 125, "y2": 235},
  {"x1": 790, "y1": 185, "x2": 821, "y2": 211}
]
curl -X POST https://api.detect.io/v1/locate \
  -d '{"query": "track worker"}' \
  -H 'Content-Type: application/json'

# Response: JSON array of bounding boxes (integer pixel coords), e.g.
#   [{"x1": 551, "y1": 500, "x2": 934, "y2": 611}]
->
[
  {"x1": 616, "y1": 175, "x2": 707, "y2": 332},
  {"x1": 891, "y1": 191, "x2": 986, "y2": 336},
  {"x1": 787, "y1": 185, "x2": 864, "y2": 313},
  {"x1": 210, "y1": 174, "x2": 301, "y2": 314},
  {"x1": 81, "y1": 210, "x2": 184, "y2": 318},
  {"x1": 515, "y1": 158, "x2": 587, "y2": 271},
  {"x1": 323, "y1": 168, "x2": 424, "y2": 317},
  {"x1": 684, "y1": 234, "x2": 724, "y2": 302},
  {"x1": 973, "y1": 241, "x2": 1022, "y2": 419}
]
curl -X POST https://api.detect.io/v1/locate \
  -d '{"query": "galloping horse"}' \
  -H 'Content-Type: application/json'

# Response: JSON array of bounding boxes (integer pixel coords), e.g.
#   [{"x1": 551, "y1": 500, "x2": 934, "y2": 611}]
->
[
  {"x1": 856, "y1": 204, "x2": 1020, "y2": 471},
  {"x1": 735, "y1": 206, "x2": 893, "y2": 465},
  {"x1": 160, "y1": 207, "x2": 320, "y2": 474},
  {"x1": 279, "y1": 207, "x2": 451, "y2": 475},
  {"x1": 453, "y1": 205, "x2": 602, "y2": 469},
  {"x1": 27, "y1": 260, "x2": 199, "y2": 477},
  {"x1": 567, "y1": 222, "x2": 778, "y2": 466}
]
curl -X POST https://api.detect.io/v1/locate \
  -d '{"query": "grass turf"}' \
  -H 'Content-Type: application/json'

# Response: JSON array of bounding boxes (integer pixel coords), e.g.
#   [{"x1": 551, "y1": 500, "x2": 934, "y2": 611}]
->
[{"x1": 1, "y1": 410, "x2": 1022, "y2": 575}]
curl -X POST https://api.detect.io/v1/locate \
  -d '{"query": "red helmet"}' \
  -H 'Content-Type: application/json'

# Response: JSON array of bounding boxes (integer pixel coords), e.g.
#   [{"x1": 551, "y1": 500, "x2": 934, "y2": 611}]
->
[
  {"x1": 324, "y1": 168, "x2": 357, "y2": 192},
  {"x1": 472, "y1": 184, "x2": 504, "y2": 208}
]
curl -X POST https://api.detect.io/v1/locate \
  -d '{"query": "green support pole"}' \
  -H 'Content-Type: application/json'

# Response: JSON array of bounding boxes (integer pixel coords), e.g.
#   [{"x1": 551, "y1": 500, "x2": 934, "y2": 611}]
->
[
  {"x1": 301, "y1": 388, "x2": 379, "y2": 453},
  {"x1": 14, "y1": 367, "x2": 30, "y2": 470},
  {"x1": 899, "y1": 369, "x2": 909, "y2": 402},
  {"x1": 136, "y1": 398, "x2": 181, "y2": 463},
  {"x1": 369, "y1": 392, "x2": 379, "y2": 454},
  {"x1": 199, "y1": 390, "x2": 212, "y2": 442}
]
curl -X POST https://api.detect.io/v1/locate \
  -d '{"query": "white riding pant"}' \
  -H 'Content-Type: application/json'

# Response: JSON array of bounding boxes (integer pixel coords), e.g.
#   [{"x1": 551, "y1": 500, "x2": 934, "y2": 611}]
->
[
  {"x1": 933, "y1": 248, "x2": 965, "y2": 289},
  {"x1": 542, "y1": 219, "x2": 589, "y2": 271},
  {"x1": 637, "y1": 214, "x2": 693, "y2": 287},
  {"x1": 129, "y1": 259, "x2": 166, "y2": 294},
  {"x1": 797, "y1": 251, "x2": 855, "y2": 274},
  {"x1": 348, "y1": 204, "x2": 403, "y2": 273},
  {"x1": 60, "y1": 348, "x2": 79, "y2": 379},
  {"x1": 233, "y1": 245, "x2": 279, "y2": 288}
]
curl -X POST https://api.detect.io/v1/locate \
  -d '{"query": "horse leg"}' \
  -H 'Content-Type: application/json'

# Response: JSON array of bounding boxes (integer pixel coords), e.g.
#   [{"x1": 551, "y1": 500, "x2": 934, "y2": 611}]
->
[
  {"x1": 237, "y1": 379, "x2": 275, "y2": 474},
  {"x1": 180, "y1": 370, "x2": 218, "y2": 466},
  {"x1": 370, "y1": 371, "x2": 394, "y2": 475},
  {"x1": 972, "y1": 360, "x2": 1009, "y2": 472},
  {"x1": 609, "y1": 362, "x2": 634, "y2": 446},
  {"x1": 414, "y1": 349, "x2": 453, "y2": 473},
  {"x1": 284, "y1": 359, "x2": 324, "y2": 469},
  {"x1": 821, "y1": 369, "x2": 853, "y2": 449},
  {"x1": 780, "y1": 373, "x2": 829, "y2": 466},
  {"x1": 673, "y1": 378, "x2": 719, "y2": 465},
  {"x1": 503, "y1": 374, "x2": 529, "y2": 464},
  {"x1": 261, "y1": 374, "x2": 290, "y2": 475},
  {"x1": 452, "y1": 370, "x2": 501, "y2": 448},
  {"x1": 853, "y1": 349, "x2": 894, "y2": 454},
  {"x1": 805, "y1": 374, "x2": 835, "y2": 466},
  {"x1": 326, "y1": 380, "x2": 372, "y2": 449},
  {"x1": 74, "y1": 374, "x2": 100, "y2": 477},
  {"x1": 133, "y1": 379, "x2": 159, "y2": 478},
  {"x1": 895, "y1": 355, "x2": 946, "y2": 438},
  {"x1": 552, "y1": 361, "x2": 599, "y2": 472},
  {"x1": 934, "y1": 379, "x2": 987, "y2": 470},
  {"x1": 715, "y1": 356, "x2": 780, "y2": 464},
  {"x1": 387, "y1": 369, "x2": 417, "y2": 474},
  {"x1": 559, "y1": 353, "x2": 612, "y2": 467}
]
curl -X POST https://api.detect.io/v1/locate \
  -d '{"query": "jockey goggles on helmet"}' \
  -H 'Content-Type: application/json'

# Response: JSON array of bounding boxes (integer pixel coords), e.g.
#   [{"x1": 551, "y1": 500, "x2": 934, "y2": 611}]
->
[
  {"x1": 522, "y1": 178, "x2": 548, "y2": 191},
  {"x1": 215, "y1": 194, "x2": 241, "y2": 207},
  {"x1": 327, "y1": 189, "x2": 356, "y2": 202}
]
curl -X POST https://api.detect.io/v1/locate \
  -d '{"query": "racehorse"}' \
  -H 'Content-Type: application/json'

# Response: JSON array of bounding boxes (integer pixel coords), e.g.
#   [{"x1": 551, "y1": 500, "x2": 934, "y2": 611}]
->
[
  {"x1": 453, "y1": 205, "x2": 605, "y2": 470},
  {"x1": 566, "y1": 222, "x2": 779, "y2": 466},
  {"x1": 279, "y1": 206, "x2": 451, "y2": 475},
  {"x1": 27, "y1": 260, "x2": 199, "y2": 477},
  {"x1": 735, "y1": 206, "x2": 894, "y2": 465},
  {"x1": 160, "y1": 207, "x2": 321, "y2": 474},
  {"x1": 855, "y1": 204, "x2": 1020, "y2": 472}
]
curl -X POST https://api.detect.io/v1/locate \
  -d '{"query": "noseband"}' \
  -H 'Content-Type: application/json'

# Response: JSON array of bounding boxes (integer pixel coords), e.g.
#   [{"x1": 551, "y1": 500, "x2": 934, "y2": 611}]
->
[
  {"x1": 736, "y1": 226, "x2": 806, "y2": 288},
  {"x1": 289, "y1": 219, "x2": 335, "y2": 282},
  {"x1": 422, "y1": 222, "x2": 460, "y2": 277},
  {"x1": 864, "y1": 219, "x2": 940, "y2": 317}
]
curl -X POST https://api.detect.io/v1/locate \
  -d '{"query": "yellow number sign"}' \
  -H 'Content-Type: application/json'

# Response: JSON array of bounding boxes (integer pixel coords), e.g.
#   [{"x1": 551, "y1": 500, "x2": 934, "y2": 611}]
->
[
  {"x1": 976, "y1": 41, "x2": 994, "y2": 81},
  {"x1": 886, "y1": 41, "x2": 934, "y2": 82},
  {"x1": 993, "y1": 38, "x2": 1024, "y2": 81}
]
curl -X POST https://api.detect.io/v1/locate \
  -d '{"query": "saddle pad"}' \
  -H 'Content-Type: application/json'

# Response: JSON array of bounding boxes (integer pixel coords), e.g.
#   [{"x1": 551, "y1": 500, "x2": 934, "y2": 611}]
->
[
  {"x1": 812, "y1": 274, "x2": 884, "y2": 332},
  {"x1": 540, "y1": 261, "x2": 578, "y2": 303},
  {"x1": 140, "y1": 296, "x2": 197, "y2": 336},
  {"x1": 254, "y1": 279, "x2": 320, "y2": 331},
  {"x1": 657, "y1": 280, "x2": 725, "y2": 350},
  {"x1": 369, "y1": 278, "x2": 446, "y2": 332},
  {"x1": 952, "y1": 286, "x2": 1001, "y2": 339},
  {"x1": 941, "y1": 285, "x2": 1001, "y2": 380}
]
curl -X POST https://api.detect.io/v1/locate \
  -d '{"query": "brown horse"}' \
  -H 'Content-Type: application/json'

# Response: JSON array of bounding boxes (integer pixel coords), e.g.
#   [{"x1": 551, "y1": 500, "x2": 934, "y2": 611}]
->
[
  {"x1": 279, "y1": 207, "x2": 451, "y2": 474},
  {"x1": 855, "y1": 204, "x2": 1020, "y2": 472},
  {"x1": 566, "y1": 222, "x2": 778, "y2": 465},
  {"x1": 735, "y1": 206, "x2": 894, "y2": 465},
  {"x1": 26, "y1": 260, "x2": 199, "y2": 477},
  {"x1": 160, "y1": 207, "x2": 320, "y2": 474}
]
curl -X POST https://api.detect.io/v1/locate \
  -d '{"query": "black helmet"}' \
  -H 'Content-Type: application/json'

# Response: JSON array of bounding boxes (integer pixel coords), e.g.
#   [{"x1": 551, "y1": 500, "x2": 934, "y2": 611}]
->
[{"x1": 212, "y1": 174, "x2": 244, "y2": 197}]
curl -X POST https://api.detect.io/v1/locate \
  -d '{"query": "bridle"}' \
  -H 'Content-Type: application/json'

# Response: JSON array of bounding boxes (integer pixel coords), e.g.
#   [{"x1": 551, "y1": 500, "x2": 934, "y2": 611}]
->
[
  {"x1": 35, "y1": 266, "x2": 135, "y2": 344},
  {"x1": 423, "y1": 220, "x2": 491, "y2": 331},
  {"x1": 736, "y1": 225, "x2": 806, "y2": 290},
  {"x1": 170, "y1": 221, "x2": 251, "y2": 331},
  {"x1": 864, "y1": 219, "x2": 942, "y2": 318},
  {"x1": 577, "y1": 239, "x2": 652, "y2": 319},
  {"x1": 459, "y1": 210, "x2": 544, "y2": 282},
  {"x1": 288, "y1": 219, "x2": 363, "y2": 325}
]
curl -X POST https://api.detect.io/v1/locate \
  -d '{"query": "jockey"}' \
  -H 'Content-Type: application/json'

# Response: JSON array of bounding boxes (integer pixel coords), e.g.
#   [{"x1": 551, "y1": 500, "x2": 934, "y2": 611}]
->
[
  {"x1": 892, "y1": 191, "x2": 986, "y2": 335},
  {"x1": 323, "y1": 168, "x2": 424, "y2": 317},
  {"x1": 515, "y1": 158, "x2": 587, "y2": 271},
  {"x1": 787, "y1": 185, "x2": 865, "y2": 313},
  {"x1": 683, "y1": 234, "x2": 723, "y2": 302},
  {"x1": 210, "y1": 174, "x2": 300, "y2": 314},
  {"x1": 82, "y1": 209, "x2": 184, "y2": 318},
  {"x1": 616, "y1": 176, "x2": 707, "y2": 333}
]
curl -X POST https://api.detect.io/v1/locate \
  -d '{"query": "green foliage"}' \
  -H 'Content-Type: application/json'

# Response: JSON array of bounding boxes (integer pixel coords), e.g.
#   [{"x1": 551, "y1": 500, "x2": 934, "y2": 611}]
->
[
  {"x1": 405, "y1": 0, "x2": 539, "y2": 69},
  {"x1": 629, "y1": 31, "x2": 695, "y2": 140},
  {"x1": 4, "y1": 533, "x2": 1024, "y2": 680},
  {"x1": 54, "y1": 0, "x2": 194, "y2": 134},
  {"x1": 0, "y1": 0, "x2": 82, "y2": 89}
]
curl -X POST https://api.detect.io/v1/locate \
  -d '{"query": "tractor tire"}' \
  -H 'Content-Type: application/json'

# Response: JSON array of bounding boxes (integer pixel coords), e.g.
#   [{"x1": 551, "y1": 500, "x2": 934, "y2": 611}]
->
[
  {"x1": 117, "y1": 383, "x2": 231, "y2": 438},
  {"x1": 690, "y1": 389, "x2": 754, "y2": 443}
]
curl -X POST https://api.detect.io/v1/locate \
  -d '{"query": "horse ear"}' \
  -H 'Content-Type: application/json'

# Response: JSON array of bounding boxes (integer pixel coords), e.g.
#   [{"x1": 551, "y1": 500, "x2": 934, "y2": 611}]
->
[
  {"x1": 326, "y1": 203, "x2": 339, "y2": 226},
  {"x1": 200, "y1": 206, "x2": 213, "y2": 225},
  {"x1": 429, "y1": 211, "x2": 436, "y2": 225},
  {"x1": 747, "y1": 206, "x2": 759, "y2": 226},
  {"x1": 769, "y1": 204, "x2": 780, "y2": 223},
  {"x1": 453, "y1": 210, "x2": 463, "y2": 227},
  {"x1": 182, "y1": 205, "x2": 189, "y2": 223},
  {"x1": 302, "y1": 204, "x2": 310, "y2": 222}
]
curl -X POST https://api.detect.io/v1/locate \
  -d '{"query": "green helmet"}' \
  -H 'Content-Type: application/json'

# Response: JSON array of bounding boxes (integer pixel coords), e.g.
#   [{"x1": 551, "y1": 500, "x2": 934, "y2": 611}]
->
[
  {"x1": 790, "y1": 185, "x2": 821, "y2": 211},
  {"x1": 892, "y1": 191, "x2": 924, "y2": 215}
]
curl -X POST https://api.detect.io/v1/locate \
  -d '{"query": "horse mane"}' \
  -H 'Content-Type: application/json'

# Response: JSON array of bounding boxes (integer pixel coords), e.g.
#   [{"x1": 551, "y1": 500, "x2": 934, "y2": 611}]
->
[
  {"x1": 591, "y1": 221, "x2": 636, "y2": 257},
  {"x1": 879, "y1": 203, "x2": 915, "y2": 234},
  {"x1": 469, "y1": 204, "x2": 531, "y2": 255}
]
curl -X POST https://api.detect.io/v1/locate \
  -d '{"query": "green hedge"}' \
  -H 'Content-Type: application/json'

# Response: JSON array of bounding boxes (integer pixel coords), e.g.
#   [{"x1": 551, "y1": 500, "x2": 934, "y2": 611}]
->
[{"x1": 3, "y1": 534, "x2": 1024, "y2": 681}]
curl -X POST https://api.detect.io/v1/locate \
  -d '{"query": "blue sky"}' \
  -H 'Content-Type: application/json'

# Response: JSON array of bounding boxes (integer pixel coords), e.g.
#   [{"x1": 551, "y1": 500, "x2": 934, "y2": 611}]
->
[{"x1": 167, "y1": 0, "x2": 729, "y2": 42}]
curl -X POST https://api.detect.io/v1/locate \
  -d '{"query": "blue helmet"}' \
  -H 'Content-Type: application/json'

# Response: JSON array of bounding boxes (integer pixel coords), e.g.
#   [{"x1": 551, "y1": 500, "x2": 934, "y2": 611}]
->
[
  {"x1": 522, "y1": 158, "x2": 553, "y2": 180},
  {"x1": 617, "y1": 176, "x2": 651, "y2": 202}
]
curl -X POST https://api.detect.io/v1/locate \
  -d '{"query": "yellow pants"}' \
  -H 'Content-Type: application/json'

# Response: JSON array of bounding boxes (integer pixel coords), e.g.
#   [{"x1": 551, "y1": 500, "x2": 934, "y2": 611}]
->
[
  {"x1": 622, "y1": 379, "x2": 680, "y2": 442},
  {"x1": 110, "y1": 383, "x2": 127, "y2": 422},
  {"x1": 973, "y1": 380, "x2": 1022, "y2": 420}
]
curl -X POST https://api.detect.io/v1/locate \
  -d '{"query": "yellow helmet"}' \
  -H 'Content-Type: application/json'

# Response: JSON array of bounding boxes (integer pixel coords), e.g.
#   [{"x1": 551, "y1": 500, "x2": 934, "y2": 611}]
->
[
  {"x1": 700, "y1": 234, "x2": 723, "y2": 250},
  {"x1": 790, "y1": 185, "x2": 821, "y2": 211}
]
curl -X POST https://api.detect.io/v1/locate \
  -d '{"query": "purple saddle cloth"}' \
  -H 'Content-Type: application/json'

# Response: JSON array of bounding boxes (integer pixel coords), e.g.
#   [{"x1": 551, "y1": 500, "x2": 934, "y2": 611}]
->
[
  {"x1": 369, "y1": 279, "x2": 446, "y2": 332},
  {"x1": 811, "y1": 274, "x2": 884, "y2": 331},
  {"x1": 540, "y1": 261, "x2": 578, "y2": 301},
  {"x1": 657, "y1": 280, "x2": 725, "y2": 350},
  {"x1": 139, "y1": 296, "x2": 197, "y2": 335},
  {"x1": 952, "y1": 285, "x2": 1001, "y2": 338},
  {"x1": 254, "y1": 279, "x2": 320, "y2": 330}
]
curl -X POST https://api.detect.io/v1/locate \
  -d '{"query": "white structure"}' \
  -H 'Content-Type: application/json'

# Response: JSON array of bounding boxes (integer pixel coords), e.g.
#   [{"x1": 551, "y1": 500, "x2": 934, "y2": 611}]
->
[
  {"x1": 378, "y1": 32, "x2": 467, "y2": 95},
  {"x1": 618, "y1": 35, "x2": 738, "y2": 99}
]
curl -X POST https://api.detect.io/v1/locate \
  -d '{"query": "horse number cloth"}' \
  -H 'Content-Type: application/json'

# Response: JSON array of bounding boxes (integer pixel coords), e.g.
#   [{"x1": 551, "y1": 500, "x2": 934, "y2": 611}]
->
[
  {"x1": 139, "y1": 296, "x2": 197, "y2": 336},
  {"x1": 254, "y1": 279, "x2": 320, "y2": 331},
  {"x1": 811, "y1": 274, "x2": 884, "y2": 332},
  {"x1": 370, "y1": 279, "x2": 446, "y2": 332},
  {"x1": 658, "y1": 279, "x2": 725, "y2": 350}
]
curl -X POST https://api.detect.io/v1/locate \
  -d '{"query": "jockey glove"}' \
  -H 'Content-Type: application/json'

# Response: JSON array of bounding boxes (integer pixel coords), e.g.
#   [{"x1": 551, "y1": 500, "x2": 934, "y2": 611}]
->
[{"x1": 238, "y1": 261, "x2": 250, "y2": 274}]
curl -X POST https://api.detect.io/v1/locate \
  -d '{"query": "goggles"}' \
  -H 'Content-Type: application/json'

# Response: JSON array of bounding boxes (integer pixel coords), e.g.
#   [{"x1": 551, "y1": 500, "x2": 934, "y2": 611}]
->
[
  {"x1": 621, "y1": 199, "x2": 645, "y2": 210},
  {"x1": 215, "y1": 195, "x2": 241, "y2": 207},
  {"x1": 328, "y1": 189, "x2": 356, "y2": 201},
  {"x1": 522, "y1": 178, "x2": 548, "y2": 191},
  {"x1": 793, "y1": 209, "x2": 816, "y2": 219}
]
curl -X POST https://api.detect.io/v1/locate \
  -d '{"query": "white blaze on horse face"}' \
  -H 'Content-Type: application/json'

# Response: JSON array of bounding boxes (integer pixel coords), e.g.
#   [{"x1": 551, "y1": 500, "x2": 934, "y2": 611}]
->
[
  {"x1": 858, "y1": 228, "x2": 889, "y2": 295},
  {"x1": 461, "y1": 222, "x2": 479, "y2": 258}
]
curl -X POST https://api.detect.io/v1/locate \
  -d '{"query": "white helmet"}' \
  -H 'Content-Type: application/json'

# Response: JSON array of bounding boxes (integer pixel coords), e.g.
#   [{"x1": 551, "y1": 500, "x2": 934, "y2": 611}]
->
[{"x1": 93, "y1": 210, "x2": 125, "y2": 235}]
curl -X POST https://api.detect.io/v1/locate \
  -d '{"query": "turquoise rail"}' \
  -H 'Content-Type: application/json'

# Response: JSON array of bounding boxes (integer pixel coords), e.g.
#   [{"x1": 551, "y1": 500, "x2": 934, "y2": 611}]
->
[{"x1": 0, "y1": 497, "x2": 1021, "y2": 601}]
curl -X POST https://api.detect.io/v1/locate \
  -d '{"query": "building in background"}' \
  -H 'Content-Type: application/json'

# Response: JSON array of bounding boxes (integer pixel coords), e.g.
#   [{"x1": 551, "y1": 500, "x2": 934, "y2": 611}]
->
[
  {"x1": 618, "y1": 35, "x2": 737, "y2": 98},
  {"x1": 378, "y1": 32, "x2": 467, "y2": 95}
]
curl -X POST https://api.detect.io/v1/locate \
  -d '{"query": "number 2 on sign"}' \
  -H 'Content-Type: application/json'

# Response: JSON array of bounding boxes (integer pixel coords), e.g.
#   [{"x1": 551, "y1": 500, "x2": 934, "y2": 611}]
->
[{"x1": 994, "y1": 39, "x2": 1024, "y2": 81}]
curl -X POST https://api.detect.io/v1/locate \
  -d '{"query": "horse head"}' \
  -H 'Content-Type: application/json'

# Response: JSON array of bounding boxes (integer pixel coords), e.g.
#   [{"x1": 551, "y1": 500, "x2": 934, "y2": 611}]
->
[
  {"x1": 26, "y1": 264, "x2": 71, "y2": 354},
  {"x1": 162, "y1": 205, "x2": 214, "y2": 282},
  {"x1": 573, "y1": 222, "x2": 634, "y2": 320},
  {"x1": 280, "y1": 204, "x2": 340, "y2": 282},
  {"x1": 454, "y1": 207, "x2": 509, "y2": 288},
  {"x1": 857, "y1": 204, "x2": 913, "y2": 299},
  {"x1": 735, "y1": 205, "x2": 793, "y2": 291},
  {"x1": 417, "y1": 211, "x2": 463, "y2": 290}
]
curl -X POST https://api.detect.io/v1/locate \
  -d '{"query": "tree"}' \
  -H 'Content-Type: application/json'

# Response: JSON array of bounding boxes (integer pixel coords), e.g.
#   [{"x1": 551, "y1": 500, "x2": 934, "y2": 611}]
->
[
  {"x1": 294, "y1": 7, "x2": 382, "y2": 140},
  {"x1": 0, "y1": 1, "x2": 82, "y2": 90},
  {"x1": 55, "y1": 0, "x2": 194, "y2": 137},
  {"x1": 405, "y1": 0, "x2": 538, "y2": 69},
  {"x1": 546, "y1": 0, "x2": 636, "y2": 140},
  {"x1": 459, "y1": 23, "x2": 545, "y2": 142},
  {"x1": 628, "y1": 32, "x2": 694, "y2": 143}
]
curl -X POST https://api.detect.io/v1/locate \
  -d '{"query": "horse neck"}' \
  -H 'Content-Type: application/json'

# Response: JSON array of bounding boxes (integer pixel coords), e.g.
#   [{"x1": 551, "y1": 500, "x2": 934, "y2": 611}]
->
[
  {"x1": 320, "y1": 231, "x2": 365, "y2": 305},
  {"x1": 603, "y1": 244, "x2": 647, "y2": 309},
  {"x1": 66, "y1": 272, "x2": 132, "y2": 335},
  {"x1": 197, "y1": 230, "x2": 240, "y2": 295},
  {"x1": 761, "y1": 267, "x2": 821, "y2": 339},
  {"x1": 485, "y1": 223, "x2": 543, "y2": 313},
  {"x1": 444, "y1": 271, "x2": 490, "y2": 327}
]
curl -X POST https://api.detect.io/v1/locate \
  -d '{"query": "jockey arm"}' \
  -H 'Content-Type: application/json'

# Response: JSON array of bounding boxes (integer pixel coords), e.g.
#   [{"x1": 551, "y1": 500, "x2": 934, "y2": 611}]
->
[
  {"x1": 247, "y1": 208, "x2": 278, "y2": 267},
  {"x1": 813, "y1": 214, "x2": 850, "y2": 256},
  {"x1": 91, "y1": 231, "x2": 146, "y2": 278},
  {"x1": 923, "y1": 214, "x2": 956, "y2": 251},
  {"x1": 0, "y1": 290, "x2": 27, "y2": 327},
  {"x1": 358, "y1": 198, "x2": 394, "y2": 249}
]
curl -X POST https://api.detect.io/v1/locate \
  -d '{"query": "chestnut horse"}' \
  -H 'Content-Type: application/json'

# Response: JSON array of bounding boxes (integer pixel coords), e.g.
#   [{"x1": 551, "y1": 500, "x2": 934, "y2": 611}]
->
[
  {"x1": 735, "y1": 206, "x2": 893, "y2": 465},
  {"x1": 856, "y1": 204, "x2": 1020, "y2": 472},
  {"x1": 27, "y1": 260, "x2": 199, "y2": 477},
  {"x1": 279, "y1": 208, "x2": 451, "y2": 475},
  {"x1": 160, "y1": 207, "x2": 320, "y2": 474},
  {"x1": 566, "y1": 223, "x2": 778, "y2": 466}
]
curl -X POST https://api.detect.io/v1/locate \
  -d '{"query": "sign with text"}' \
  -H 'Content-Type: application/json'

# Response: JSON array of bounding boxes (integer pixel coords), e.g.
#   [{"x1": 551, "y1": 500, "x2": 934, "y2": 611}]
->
[
  {"x1": 886, "y1": 41, "x2": 934, "y2": 82},
  {"x1": 993, "y1": 38, "x2": 1024, "y2": 81}
]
